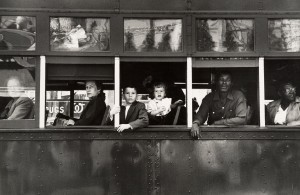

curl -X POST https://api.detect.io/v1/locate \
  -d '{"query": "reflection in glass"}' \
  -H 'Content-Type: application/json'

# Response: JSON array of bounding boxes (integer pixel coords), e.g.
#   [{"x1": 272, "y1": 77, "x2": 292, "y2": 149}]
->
[
  {"x1": 124, "y1": 19, "x2": 182, "y2": 52},
  {"x1": 50, "y1": 17, "x2": 110, "y2": 52},
  {"x1": 196, "y1": 19, "x2": 254, "y2": 52},
  {"x1": 269, "y1": 19, "x2": 300, "y2": 52},
  {"x1": 46, "y1": 89, "x2": 114, "y2": 126},
  {"x1": 0, "y1": 16, "x2": 36, "y2": 51},
  {"x1": 0, "y1": 57, "x2": 36, "y2": 120}
]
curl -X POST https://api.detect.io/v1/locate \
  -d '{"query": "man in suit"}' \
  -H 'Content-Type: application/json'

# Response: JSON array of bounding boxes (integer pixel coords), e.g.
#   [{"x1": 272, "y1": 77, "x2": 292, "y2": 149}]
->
[
  {"x1": 0, "y1": 76, "x2": 34, "y2": 119},
  {"x1": 108, "y1": 85, "x2": 149, "y2": 132}
]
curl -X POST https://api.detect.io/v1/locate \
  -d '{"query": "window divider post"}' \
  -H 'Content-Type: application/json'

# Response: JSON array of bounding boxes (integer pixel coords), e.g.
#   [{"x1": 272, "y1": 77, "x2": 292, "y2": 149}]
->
[
  {"x1": 259, "y1": 57, "x2": 265, "y2": 127},
  {"x1": 187, "y1": 57, "x2": 193, "y2": 128},
  {"x1": 114, "y1": 56, "x2": 120, "y2": 127},
  {"x1": 39, "y1": 56, "x2": 46, "y2": 129}
]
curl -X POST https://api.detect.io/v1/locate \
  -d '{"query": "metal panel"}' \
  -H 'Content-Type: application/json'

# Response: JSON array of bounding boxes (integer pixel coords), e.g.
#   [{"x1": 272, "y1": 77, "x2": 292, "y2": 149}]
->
[
  {"x1": 0, "y1": 130, "x2": 299, "y2": 194},
  {"x1": 120, "y1": 0, "x2": 187, "y2": 11},
  {"x1": 264, "y1": 0, "x2": 300, "y2": 11},
  {"x1": 160, "y1": 139, "x2": 300, "y2": 195},
  {"x1": 191, "y1": 0, "x2": 260, "y2": 11},
  {"x1": 0, "y1": 0, "x2": 116, "y2": 10}
]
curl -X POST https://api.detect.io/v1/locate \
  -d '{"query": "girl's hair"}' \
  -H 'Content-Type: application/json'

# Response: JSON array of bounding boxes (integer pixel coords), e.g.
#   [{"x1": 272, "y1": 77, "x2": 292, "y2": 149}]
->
[{"x1": 153, "y1": 82, "x2": 167, "y2": 96}]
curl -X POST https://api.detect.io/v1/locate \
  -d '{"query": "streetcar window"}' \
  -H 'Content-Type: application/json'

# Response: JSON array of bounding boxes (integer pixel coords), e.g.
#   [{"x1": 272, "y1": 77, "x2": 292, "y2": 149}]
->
[
  {"x1": 192, "y1": 58, "x2": 258, "y2": 126},
  {"x1": 121, "y1": 62, "x2": 187, "y2": 126},
  {"x1": 46, "y1": 62, "x2": 114, "y2": 127},
  {"x1": 0, "y1": 57, "x2": 36, "y2": 122},
  {"x1": 50, "y1": 17, "x2": 110, "y2": 52},
  {"x1": 196, "y1": 19, "x2": 254, "y2": 52},
  {"x1": 124, "y1": 19, "x2": 183, "y2": 52},
  {"x1": 269, "y1": 19, "x2": 300, "y2": 52},
  {"x1": 265, "y1": 59, "x2": 300, "y2": 126},
  {"x1": 0, "y1": 16, "x2": 36, "y2": 51}
]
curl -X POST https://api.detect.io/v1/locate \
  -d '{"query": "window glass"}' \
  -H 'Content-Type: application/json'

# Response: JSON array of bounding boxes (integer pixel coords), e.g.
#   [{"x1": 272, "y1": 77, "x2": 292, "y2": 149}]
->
[
  {"x1": 196, "y1": 19, "x2": 254, "y2": 52},
  {"x1": 124, "y1": 19, "x2": 183, "y2": 52},
  {"x1": 0, "y1": 57, "x2": 36, "y2": 120},
  {"x1": 0, "y1": 16, "x2": 36, "y2": 51},
  {"x1": 46, "y1": 86, "x2": 114, "y2": 126},
  {"x1": 265, "y1": 59, "x2": 300, "y2": 126},
  {"x1": 192, "y1": 58, "x2": 258, "y2": 125},
  {"x1": 269, "y1": 19, "x2": 300, "y2": 52},
  {"x1": 121, "y1": 62, "x2": 186, "y2": 126},
  {"x1": 50, "y1": 17, "x2": 110, "y2": 52}
]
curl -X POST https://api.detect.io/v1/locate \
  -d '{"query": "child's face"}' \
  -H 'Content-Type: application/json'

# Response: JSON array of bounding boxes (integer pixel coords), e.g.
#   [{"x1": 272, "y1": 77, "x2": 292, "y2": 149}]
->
[
  {"x1": 124, "y1": 87, "x2": 137, "y2": 104},
  {"x1": 154, "y1": 87, "x2": 166, "y2": 100}
]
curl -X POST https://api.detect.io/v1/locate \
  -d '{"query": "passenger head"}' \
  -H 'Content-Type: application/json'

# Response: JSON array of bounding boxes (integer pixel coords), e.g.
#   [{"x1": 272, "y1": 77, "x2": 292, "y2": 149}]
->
[
  {"x1": 123, "y1": 85, "x2": 137, "y2": 104},
  {"x1": 216, "y1": 71, "x2": 233, "y2": 93},
  {"x1": 278, "y1": 82, "x2": 296, "y2": 102},
  {"x1": 6, "y1": 76, "x2": 24, "y2": 98},
  {"x1": 85, "y1": 80, "x2": 102, "y2": 99},
  {"x1": 153, "y1": 82, "x2": 167, "y2": 100}
]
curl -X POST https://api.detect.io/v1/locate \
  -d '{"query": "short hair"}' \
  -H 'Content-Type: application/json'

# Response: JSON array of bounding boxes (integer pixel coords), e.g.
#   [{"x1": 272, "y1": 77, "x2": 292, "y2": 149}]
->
[
  {"x1": 215, "y1": 70, "x2": 233, "y2": 81},
  {"x1": 153, "y1": 82, "x2": 167, "y2": 90},
  {"x1": 278, "y1": 82, "x2": 295, "y2": 94},
  {"x1": 85, "y1": 80, "x2": 103, "y2": 90},
  {"x1": 123, "y1": 85, "x2": 138, "y2": 94}
]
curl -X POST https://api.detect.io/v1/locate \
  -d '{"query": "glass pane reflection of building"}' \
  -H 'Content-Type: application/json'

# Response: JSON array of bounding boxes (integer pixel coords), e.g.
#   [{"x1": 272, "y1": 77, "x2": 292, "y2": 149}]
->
[{"x1": 0, "y1": 57, "x2": 36, "y2": 120}]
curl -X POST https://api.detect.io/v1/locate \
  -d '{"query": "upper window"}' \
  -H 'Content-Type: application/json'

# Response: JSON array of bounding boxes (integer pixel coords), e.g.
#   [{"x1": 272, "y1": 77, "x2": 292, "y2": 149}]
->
[
  {"x1": 0, "y1": 56, "x2": 36, "y2": 120},
  {"x1": 50, "y1": 17, "x2": 110, "y2": 52},
  {"x1": 196, "y1": 19, "x2": 254, "y2": 52},
  {"x1": 269, "y1": 19, "x2": 300, "y2": 52},
  {"x1": 0, "y1": 16, "x2": 36, "y2": 51},
  {"x1": 124, "y1": 19, "x2": 183, "y2": 52}
]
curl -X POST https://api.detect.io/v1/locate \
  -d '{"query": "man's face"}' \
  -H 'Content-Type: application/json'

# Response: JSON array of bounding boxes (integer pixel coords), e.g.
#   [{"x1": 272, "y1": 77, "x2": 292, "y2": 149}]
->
[
  {"x1": 7, "y1": 78, "x2": 23, "y2": 97},
  {"x1": 124, "y1": 87, "x2": 137, "y2": 104},
  {"x1": 281, "y1": 84, "x2": 296, "y2": 102},
  {"x1": 217, "y1": 74, "x2": 232, "y2": 93}
]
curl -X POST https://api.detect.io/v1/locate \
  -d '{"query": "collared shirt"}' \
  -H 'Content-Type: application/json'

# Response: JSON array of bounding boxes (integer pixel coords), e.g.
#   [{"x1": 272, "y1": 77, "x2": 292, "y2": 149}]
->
[
  {"x1": 266, "y1": 97, "x2": 300, "y2": 125},
  {"x1": 274, "y1": 106, "x2": 287, "y2": 125},
  {"x1": 194, "y1": 89, "x2": 247, "y2": 125}
]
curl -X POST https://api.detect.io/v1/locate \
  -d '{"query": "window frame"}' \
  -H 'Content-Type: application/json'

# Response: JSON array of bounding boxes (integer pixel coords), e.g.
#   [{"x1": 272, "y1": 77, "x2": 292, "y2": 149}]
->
[{"x1": 0, "y1": 55, "x2": 40, "y2": 129}]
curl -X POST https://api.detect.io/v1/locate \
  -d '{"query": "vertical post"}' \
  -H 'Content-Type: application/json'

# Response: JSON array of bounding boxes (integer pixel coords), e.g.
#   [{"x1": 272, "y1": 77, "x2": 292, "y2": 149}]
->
[
  {"x1": 259, "y1": 57, "x2": 265, "y2": 127},
  {"x1": 187, "y1": 57, "x2": 193, "y2": 128},
  {"x1": 39, "y1": 56, "x2": 46, "y2": 128},
  {"x1": 114, "y1": 56, "x2": 120, "y2": 127}
]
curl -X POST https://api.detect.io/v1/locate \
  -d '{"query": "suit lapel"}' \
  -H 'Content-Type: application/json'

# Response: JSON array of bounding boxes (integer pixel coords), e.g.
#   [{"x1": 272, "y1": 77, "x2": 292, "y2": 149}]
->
[
  {"x1": 120, "y1": 106, "x2": 126, "y2": 124},
  {"x1": 125, "y1": 101, "x2": 137, "y2": 122}
]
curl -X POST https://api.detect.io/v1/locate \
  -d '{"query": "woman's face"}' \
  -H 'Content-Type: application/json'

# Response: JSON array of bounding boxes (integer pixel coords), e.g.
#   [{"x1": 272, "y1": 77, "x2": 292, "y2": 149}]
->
[{"x1": 85, "y1": 81, "x2": 100, "y2": 98}]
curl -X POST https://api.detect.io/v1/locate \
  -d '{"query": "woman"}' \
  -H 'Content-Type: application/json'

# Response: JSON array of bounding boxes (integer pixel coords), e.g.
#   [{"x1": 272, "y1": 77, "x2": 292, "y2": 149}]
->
[{"x1": 66, "y1": 80, "x2": 106, "y2": 126}]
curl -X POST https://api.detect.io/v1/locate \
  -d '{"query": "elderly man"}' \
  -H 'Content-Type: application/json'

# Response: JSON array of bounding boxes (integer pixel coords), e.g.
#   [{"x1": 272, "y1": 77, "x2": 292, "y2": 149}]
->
[
  {"x1": 266, "y1": 82, "x2": 300, "y2": 126},
  {"x1": 0, "y1": 76, "x2": 34, "y2": 119},
  {"x1": 191, "y1": 71, "x2": 247, "y2": 138}
]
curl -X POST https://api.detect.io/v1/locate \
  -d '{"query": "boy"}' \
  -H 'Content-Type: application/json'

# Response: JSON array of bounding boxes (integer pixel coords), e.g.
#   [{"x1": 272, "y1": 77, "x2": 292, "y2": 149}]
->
[{"x1": 109, "y1": 85, "x2": 149, "y2": 132}]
